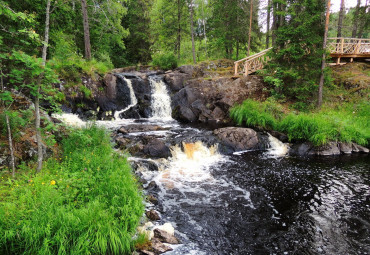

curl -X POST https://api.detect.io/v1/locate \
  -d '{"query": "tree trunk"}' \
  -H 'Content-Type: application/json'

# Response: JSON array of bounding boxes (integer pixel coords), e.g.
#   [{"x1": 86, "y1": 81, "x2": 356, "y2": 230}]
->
[
  {"x1": 189, "y1": 0, "x2": 196, "y2": 64},
  {"x1": 247, "y1": 0, "x2": 253, "y2": 56},
  {"x1": 272, "y1": 1, "x2": 278, "y2": 46},
  {"x1": 81, "y1": 0, "x2": 91, "y2": 60},
  {"x1": 201, "y1": 0, "x2": 207, "y2": 58},
  {"x1": 266, "y1": 0, "x2": 271, "y2": 49},
  {"x1": 35, "y1": 0, "x2": 51, "y2": 173},
  {"x1": 337, "y1": 0, "x2": 345, "y2": 38},
  {"x1": 351, "y1": 0, "x2": 361, "y2": 38},
  {"x1": 177, "y1": 0, "x2": 181, "y2": 60},
  {"x1": 1, "y1": 72, "x2": 16, "y2": 177},
  {"x1": 318, "y1": 0, "x2": 330, "y2": 108}
]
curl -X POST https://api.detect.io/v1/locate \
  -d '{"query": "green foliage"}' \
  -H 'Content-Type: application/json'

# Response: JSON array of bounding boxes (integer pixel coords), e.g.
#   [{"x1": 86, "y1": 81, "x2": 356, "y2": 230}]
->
[
  {"x1": 79, "y1": 85, "x2": 92, "y2": 98},
  {"x1": 264, "y1": 0, "x2": 328, "y2": 104},
  {"x1": 151, "y1": 52, "x2": 178, "y2": 70},
  {"x1": 0, "y1": 126, "x2": 144, "y2": 254},
  {"x1": 230, "y1": 98, "x2": 370, "y2": 146},
  {"x1": 0, "y1": 109, "x2": 33, "y2": 139}
]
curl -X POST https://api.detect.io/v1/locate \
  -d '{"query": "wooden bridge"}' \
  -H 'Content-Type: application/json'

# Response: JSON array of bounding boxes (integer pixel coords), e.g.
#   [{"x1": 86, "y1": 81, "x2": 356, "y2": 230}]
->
[{"x1": 234, "y1": 38, "x2": 370, "y2": 76}]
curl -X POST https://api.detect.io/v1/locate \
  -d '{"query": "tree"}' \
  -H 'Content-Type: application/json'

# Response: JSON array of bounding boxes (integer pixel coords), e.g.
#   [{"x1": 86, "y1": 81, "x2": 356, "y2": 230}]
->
[
  {"x1": 337, "y1": 0, "x2": 345, "y2": 38},
  {"x1": 80, "y1": 0, "x2": 91, "y2": 60},
  {"x1": 352, "y1": 0, "x2": 361, "y2": 38},
  {"x1": 265, "y1": 0, "x2": 327, "y2": 107},
  {"x1": 189, "y1": 0, "x2": 196, "y2": 64},
  {"x1": 266, "y1": 0, "x2": 271, "y2": 48},
  {"x1": 247, "y1": 0, "x2": 253, "y2": 56},
  {"x1": 318, "y1": 0, "x2": 330, "y2": 108}
]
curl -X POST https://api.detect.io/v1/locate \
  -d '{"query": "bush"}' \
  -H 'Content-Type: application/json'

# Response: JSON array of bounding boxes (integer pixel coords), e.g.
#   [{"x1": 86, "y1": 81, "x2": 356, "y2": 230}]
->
[
  {"x1": 151, "y1": 52, "x2": 177, "y2": 70},
  {"x1": 0, "y1": 126, "x2": 144, "y2": 254}
]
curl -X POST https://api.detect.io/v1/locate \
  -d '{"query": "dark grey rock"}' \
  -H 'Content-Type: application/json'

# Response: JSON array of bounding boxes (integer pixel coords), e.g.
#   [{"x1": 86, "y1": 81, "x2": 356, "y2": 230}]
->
[
  {"x1": 213, "y1": 127, "x2": 259, "y2": 151},
  {"x1": 146, "y1": 210, "x2": 161, "y2": 221},
  {"x1": 315, "y1": 142, "x2": 341, "y2": 156},
  {"x1": 143, "y1": 138, "x2": 171, "y2": 158},
  {"x1": 339, "y1": 142, "x2": 353, "y2": 154}
]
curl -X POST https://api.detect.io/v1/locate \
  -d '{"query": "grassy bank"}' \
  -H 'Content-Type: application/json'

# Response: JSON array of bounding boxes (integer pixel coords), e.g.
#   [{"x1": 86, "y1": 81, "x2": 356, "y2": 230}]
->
[
  {"x1": 230, "y1": 98, "x2": 370, "y2": 147},
  {"x1": 0, "y1": 126, "x2": 144, "y2": 254}
]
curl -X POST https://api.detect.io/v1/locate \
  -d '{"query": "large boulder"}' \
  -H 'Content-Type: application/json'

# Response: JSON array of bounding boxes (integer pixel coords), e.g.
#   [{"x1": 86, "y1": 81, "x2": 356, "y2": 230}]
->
[
  {"x1": 164, "y1": 71, "x2": 191, "y2": 92},
  {"x1": 213, "y1": 127, "x2": 260, "y2": 152},
  {"x1": 143, "y1": 138, "x2": 171, "y2": 158}
]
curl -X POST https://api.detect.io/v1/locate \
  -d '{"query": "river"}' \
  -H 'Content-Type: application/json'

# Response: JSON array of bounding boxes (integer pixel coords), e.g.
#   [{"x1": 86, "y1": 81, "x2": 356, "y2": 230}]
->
[{"x1": 55, "y1": 75, "x2": 370, "y2": 255}]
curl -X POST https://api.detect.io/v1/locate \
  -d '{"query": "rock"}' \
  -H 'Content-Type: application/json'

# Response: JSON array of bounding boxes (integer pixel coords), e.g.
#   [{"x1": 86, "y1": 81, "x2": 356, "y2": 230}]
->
[
  {"x1": 213, "y1": 127, "x2": 259, "y2": 152},
  {"x1": 118, "y1": 125, "x2": 168, "y2": 134},
  {"x1": 164, "y1": 71, "x2": 191, "y2": 92},
  {"x1": 269, "y1": 130, "x2": 289, "y2": 143},
  {"x1": 139, "y1": 250, "x2": 155, "y2": 255},
  {"x1": 146, "y1": 181, "x2": 159, "y2": 191},
  {"x1": 150, "y1": 238, "x2": 173, "y2": 254},
  {"x1": 339, "y1": 142, "x2": 353, "y2": 154},
  {"x1": 289, "y1": 142, "x2": 314, "y2": 156},
  {"x1": 153, "y1": 229, "x2": 180, "y2": 244},
  {"x1": 143, "y1": 138, "x2": 171, "y2": 158},
  {"x1": 146, "y1": 210, "x2": 161, "y2": 221},
  {"x1": 352, "y1": 143, "x2": 369, "y2": 153},
  {"x1": 148, "y1": 194, "x2": 159, "y2": 205},
  {"x1": 210, "y1": 106, "x2": 226, "y2": 121},
  {"x1": 314, "y1": 142, "x2": 341, "y2": 156}
]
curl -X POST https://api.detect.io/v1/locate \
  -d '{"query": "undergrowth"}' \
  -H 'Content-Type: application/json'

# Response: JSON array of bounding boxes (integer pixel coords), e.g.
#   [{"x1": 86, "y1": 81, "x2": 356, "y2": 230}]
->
[
  {"x1": 0, "y1": 126, "x2": 144, "y2": 254},
  {"x1": 230, "y1": 99, "x2": 370, "y2": 146}
]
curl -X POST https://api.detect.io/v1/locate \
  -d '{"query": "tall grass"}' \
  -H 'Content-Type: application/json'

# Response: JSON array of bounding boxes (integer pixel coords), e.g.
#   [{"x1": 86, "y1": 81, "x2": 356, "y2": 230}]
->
[
  {"x1": 230, "y1": 99, "x2": 370, "y2": 146},
  {"x1": 0, "y1": 126, "x2": 144, "y2": 254}
]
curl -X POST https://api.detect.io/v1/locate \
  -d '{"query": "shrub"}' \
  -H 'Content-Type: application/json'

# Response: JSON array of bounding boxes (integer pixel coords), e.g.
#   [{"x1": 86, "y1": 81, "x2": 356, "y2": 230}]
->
[
  {"x1": 151, "y1": 52, "x2": 177, "y2": 70},
  {"x1": 0, "y1": 126, "x2": 144, "y2": 254}
]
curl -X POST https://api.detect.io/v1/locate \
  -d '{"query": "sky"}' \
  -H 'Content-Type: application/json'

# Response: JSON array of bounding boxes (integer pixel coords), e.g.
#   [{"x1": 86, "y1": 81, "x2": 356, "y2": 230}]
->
[{"x1": 331, "y1": 0, "x2": 366, "y2": 13}]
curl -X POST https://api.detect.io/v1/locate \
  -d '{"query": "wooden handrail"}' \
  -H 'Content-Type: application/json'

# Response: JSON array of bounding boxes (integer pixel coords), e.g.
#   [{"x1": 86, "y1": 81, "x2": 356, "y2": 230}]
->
[{"x1": 234, "y1": 38, "x2": 369, "y2": 76}]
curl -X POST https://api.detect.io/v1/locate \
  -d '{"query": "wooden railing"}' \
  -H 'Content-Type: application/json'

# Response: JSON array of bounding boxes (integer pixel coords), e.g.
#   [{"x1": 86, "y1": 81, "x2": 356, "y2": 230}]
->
[
  {"x1": 327, "y1": 37, "x2": 370, "y2": 55},
  {"x1": 234, "y1": 47, "x2": 272, "y2": 76},
  {"x1": 234, "y1": 38, "x2": 370, "y2": 76}
]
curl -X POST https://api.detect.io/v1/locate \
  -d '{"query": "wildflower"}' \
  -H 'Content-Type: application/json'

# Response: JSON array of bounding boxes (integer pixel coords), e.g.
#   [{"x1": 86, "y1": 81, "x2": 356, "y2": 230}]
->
[
  {"x1": 42, "y1": 182, "x2": 45, "y2": 185},
  {"x1": 50, "y1": 180, "x2": 56, "y2": 185}
]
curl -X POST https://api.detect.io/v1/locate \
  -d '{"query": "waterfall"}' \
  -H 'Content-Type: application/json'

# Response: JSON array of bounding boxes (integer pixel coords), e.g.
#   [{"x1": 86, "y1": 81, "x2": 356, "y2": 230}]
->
[
  {"x1": 114, "y1": 75, "x2": 137, "y2": 120},
  {"x1": 52, "y1": 113, "x2": 86, "y2": 128},
  {"x1": 149, "y1": 77, "x2": 172, "y2": 119},
  {"x1": 266, "y1": 133, "x2": 289, "y2": 157}
]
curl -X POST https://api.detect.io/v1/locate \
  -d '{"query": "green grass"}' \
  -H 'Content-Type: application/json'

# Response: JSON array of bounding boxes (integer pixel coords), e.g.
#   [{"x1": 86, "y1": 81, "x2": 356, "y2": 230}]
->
[
  {"x1": 230, "y1": 99, "x2": 370, "y2": 146},
  {"x1": 0, "y1": 126, "x2": 144, "y2": 255}
]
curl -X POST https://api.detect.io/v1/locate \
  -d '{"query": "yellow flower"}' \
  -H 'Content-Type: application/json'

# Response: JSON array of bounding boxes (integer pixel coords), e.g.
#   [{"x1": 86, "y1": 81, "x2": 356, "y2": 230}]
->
[{"x1": 50, "y1": 180, "x2": 56, "y2": 185}]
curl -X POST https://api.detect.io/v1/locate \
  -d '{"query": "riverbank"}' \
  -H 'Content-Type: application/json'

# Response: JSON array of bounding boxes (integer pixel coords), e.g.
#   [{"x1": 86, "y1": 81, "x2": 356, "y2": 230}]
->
[{"x1": 0, "y1": 126, "x2": 144, "y2": 254}]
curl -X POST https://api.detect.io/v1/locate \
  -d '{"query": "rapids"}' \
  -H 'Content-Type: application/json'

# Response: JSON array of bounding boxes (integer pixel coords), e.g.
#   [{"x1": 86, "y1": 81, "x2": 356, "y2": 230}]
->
[{"x1": 54, "y1": 74, "x2": 370, "y2": 255}]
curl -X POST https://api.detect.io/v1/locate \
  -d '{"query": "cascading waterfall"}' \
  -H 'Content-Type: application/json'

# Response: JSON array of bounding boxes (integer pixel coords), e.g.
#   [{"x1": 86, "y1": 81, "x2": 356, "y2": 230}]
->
[
  {"x1": 149, "y1": 76, "x2": 172, "y2": 119},
  {"x1": 265, "y1": 133, "x2": 289, "y2": 157},
  {"x1": 114, "y1": 75, "x2": 138, "y2": 120}
]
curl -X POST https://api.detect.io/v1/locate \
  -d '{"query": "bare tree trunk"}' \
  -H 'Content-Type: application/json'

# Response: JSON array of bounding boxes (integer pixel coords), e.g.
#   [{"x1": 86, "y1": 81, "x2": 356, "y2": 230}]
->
[
  {"x1": 266, "y1": 0, "x2": 271, "y2": 49},
  {"x1": 318, "y1": 0, "x2": 330, "y2": 108},
  {"x1": 337, "y1": 0, "x2": 345, "y2": 38},
  {"x1": 81, "y1": 0, "x2": 91, "y2": 60},
  {"x1": 1, "y1": 72, "x2": 16, "y2": 176},
  {"x1": 189, "y1": 0, "x2": 196, "y2": 64},
  {"x1": 201, "y1": 0, "x2": 207, "y2": 58},
  {"x1": 35, "y1": 0, "x2": 51, "y2": 173},
  {"x1": 247, "y1": 0, "x2": 253, "y2": 56},
  {"x1": 272, "y1": 1, "x2": 278, "y2": 46},
  {"x1": 352, "y1": 0, "x2": 361, "y2": 38}
]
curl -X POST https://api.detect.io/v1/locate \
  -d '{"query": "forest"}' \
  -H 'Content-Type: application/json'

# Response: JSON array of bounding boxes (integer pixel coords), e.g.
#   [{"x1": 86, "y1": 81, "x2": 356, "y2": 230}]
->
[{"x1": 0, "y1": 0, "x2": 369, "y2": 254}]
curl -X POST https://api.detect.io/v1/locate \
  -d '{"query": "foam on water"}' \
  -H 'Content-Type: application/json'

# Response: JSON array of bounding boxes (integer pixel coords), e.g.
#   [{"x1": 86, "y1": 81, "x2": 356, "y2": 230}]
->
[
  {"x1": 265, "y1": 133, "x2": 289, "y2": 157},
  {"x1": 52, "y1": 113, "x2": 86, "y2": 128}
]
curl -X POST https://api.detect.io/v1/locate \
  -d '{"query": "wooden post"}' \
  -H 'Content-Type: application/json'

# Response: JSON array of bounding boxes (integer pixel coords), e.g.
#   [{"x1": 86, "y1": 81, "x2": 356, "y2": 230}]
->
[
  {"x1": 340, "y1": 38, "x2": 344, "y2": 54},
  {"x1": 336, "y1": 57, "x2": 341, "y2": 65},
  {"x1": 244, "y1": 62, "x2": 249, "y2": 76},
  {"x1": 355, "y1": 39, "x2": 361, "y2": 54},
  {"x1": 234, "y1": 63, "x2": 239, "y2": 75}
]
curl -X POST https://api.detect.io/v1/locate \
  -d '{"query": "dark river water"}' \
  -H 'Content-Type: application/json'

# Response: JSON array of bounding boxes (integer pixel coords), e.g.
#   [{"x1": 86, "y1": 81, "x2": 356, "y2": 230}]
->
[{"x1": 141, "y1": 126, "x2": 370, "y2": 255}]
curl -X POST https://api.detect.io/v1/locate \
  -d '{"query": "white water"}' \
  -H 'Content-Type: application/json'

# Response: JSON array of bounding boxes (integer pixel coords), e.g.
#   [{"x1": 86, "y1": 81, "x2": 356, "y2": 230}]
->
[
  {"x1": 114, "y1": 76, "x2": 138, "y2": 120},
  {"x1": 149, "y1": 77, "x2": 173, "y2": 119},
  {"x1": 265, "y1": 133, "x2": 289, "y2": 157},
  {"x1": 52, "y1": 113, "x2": 86, "y2": 128}
]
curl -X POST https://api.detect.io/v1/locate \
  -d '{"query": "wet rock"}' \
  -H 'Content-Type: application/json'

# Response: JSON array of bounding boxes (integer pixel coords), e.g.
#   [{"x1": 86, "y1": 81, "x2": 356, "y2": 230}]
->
[
  {"x1": 143, "y1": 138, "x2": 171, "y2": 158},
  {"x1": 339, "y1": 142, "x2": 353, "y2": 154},
  {"x1": 148, "y1": 194, "x2": 159, "y2": 205},
  {"x1": 153, "y1": 229, "x2": 180, "y2": 244},
  {"x1": 146, "y1": 210, "x2": 161, "y2": 221},
  {"x1": 289, "y1": 142, "x2": 315, "y2": 156},
  {"x1": 139, "y1": 250, "x2": 155, "y2": 255},
  {"x1": 118, "y1": 125, "x2": 169, "y2": 134},
  {"x1": 315, "y1": 142, "x2": 341, "y2": 156},
  {"x1": 146, "y1": 181, "x2": 159, "y2": 191},
  {"x1": 352, "y1": 143, "x2": 369, "y2": 153},
  {"x1": 213, "y1": 127, "x2": 259, "y2": 152},
  {"x1": 150, "y1": 239, "x2": 173, "y2": 254},
  {"x1": 269, "y1": 130, "x2": 289, "y2": 143}
]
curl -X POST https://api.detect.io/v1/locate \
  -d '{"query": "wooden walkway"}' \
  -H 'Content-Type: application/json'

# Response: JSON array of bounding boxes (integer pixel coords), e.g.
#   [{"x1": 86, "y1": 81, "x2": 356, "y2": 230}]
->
[{"x1": 234, "y1": 37, "x2": 370, "y2": 76}]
